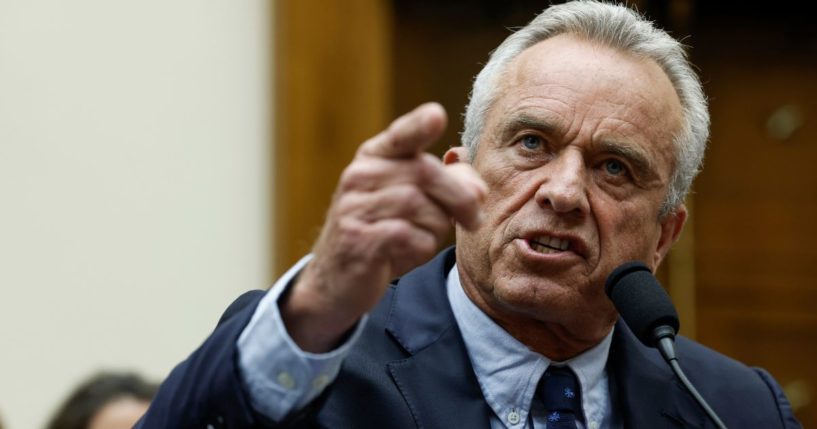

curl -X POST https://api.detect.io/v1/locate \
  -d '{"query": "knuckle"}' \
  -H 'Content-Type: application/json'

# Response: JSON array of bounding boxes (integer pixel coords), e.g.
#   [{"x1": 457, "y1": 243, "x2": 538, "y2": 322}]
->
[
  {"x1": 394, "y1": 186, "x2": 424, "y2": 214},
  {"x1": 357, "y1": 131, "x2": 392, "y2": 157},
  {"x1": 338, "y1": 165, "x2": 361, "y2": 190},
  {"x1": 335, "y1": 217, "x2": 365, "y2": 244},
  {"x1": 339, "y1": 162, "x2": 374, "y2": 191},
  {"x1": 415, "y1": 153, "x2": 440, "y2": 185},
  {"x1": 383, "y1": 220, "x2": 414, "y2": 244},
  {"x1": 333, "y1": 192, "x2": 359, "y2": 215}
]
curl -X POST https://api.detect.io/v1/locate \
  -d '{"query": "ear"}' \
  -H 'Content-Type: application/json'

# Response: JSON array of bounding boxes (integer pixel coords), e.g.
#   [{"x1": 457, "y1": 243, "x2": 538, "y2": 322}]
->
[
  {"x1": 443, "y1": 146, "x2": 469, "y2": 165},
  {"x1": 652, "y1": 204, "x2": 688, "y2": 268}
]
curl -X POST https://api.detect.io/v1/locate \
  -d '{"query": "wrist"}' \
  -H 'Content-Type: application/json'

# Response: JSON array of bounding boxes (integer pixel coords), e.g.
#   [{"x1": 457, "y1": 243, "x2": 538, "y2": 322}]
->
[{"x1": 279, "y1": 274, "x2": 360, "y2": 353}]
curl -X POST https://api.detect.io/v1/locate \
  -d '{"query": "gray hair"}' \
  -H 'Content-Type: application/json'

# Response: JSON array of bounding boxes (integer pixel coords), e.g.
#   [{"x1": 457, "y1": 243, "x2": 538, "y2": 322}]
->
[{"x1": 461, "y1": 1, "x2": 709, "y2": 216}]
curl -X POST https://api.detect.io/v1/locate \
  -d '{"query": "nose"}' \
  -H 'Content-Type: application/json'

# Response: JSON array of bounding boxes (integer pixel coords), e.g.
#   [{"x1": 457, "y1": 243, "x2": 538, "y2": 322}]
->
[{"x1": 534, "y1": 150, "x2": 589, "y2": 215}]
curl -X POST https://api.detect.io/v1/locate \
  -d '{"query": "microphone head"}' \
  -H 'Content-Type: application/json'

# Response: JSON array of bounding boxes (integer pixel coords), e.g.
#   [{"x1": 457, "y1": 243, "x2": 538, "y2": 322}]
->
[{"x1": 604, "y1": 261, "x2": 680, "y2": 348}]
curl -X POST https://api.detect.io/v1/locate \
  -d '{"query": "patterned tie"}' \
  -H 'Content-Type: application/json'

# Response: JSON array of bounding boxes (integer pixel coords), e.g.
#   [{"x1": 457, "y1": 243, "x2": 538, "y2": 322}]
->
[{"x1": 537, "y1": 366, "x2": 585, "y2": 429}]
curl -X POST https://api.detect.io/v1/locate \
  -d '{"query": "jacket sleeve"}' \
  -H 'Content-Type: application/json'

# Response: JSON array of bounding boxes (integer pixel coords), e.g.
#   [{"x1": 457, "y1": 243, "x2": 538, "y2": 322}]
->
[
  {"x1": 135, "y1": 289, "x2": 273, "y2": 429},
  {"x1": 753, "y1": 367, "x2": 803, "y2": 429}
]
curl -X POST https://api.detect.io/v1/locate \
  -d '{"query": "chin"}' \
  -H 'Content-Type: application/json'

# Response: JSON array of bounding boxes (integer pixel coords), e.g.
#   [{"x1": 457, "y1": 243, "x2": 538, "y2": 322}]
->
[
  {"x1": 492, "y1": 278, "x2": 573, "y2": 313},
  {"x1": 491, "y1": 276, "x2": 614, "y2": 324}
]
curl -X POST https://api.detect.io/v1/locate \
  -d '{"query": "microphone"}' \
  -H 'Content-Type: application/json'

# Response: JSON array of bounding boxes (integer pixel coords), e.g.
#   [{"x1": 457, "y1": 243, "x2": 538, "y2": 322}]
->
[{"x1": 605, "y1": 261, "x2": 727, "y2": 429}]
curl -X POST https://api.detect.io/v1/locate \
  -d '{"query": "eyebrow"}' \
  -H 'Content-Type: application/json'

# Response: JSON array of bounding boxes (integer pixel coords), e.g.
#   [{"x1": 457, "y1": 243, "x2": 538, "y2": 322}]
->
[{"x1": 496, "y1": 113, "x2": 563, "y2": 143}]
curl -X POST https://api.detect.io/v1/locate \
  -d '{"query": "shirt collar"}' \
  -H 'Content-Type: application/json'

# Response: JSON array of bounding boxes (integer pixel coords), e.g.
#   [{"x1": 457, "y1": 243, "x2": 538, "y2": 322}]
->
[{"x1": 446, "y1": 264, "x2": 614, "y2": 427}]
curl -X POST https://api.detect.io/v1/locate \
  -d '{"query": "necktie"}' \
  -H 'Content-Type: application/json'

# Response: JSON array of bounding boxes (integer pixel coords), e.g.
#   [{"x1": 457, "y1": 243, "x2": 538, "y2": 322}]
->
[{"x1": 537, "y1": 366, "x2": 584, "y2": 428}]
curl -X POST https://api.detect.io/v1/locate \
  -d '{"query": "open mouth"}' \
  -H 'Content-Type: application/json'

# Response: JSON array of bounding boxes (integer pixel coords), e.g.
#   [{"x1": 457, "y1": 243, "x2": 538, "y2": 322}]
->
[{"x1": 528, "y1": 235, "x2": 570, "y2": 254}]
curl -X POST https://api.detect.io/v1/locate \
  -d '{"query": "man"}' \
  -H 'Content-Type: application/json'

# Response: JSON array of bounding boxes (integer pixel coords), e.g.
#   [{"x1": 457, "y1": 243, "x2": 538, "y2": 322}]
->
[{"x1": 139, "y1": 2, "x2": 801, "y2": 428}]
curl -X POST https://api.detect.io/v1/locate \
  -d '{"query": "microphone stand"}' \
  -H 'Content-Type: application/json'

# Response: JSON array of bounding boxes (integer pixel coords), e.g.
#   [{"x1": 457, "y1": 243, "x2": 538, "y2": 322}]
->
[
  {"x1": 653, "y1": 326, "x2": 727, "y2": 429},
  {"x1": 606, "y1": 262, "x2": 729, "y2": 429}
]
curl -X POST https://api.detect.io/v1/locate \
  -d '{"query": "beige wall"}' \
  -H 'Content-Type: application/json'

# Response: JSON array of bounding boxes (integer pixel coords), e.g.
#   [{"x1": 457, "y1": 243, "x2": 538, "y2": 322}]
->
[{"x1": 0, "y1": 1, "x2": 272, "y2": 428}]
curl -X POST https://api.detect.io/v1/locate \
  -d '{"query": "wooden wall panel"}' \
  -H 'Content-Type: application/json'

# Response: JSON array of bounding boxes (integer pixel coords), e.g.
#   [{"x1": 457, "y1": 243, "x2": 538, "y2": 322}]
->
[
  {"x1": 273, "y1": 0, "x2": 393, "y2": 275},
  {"x1": 693, "y1": 25, "x2": 817, "y2": 425}
]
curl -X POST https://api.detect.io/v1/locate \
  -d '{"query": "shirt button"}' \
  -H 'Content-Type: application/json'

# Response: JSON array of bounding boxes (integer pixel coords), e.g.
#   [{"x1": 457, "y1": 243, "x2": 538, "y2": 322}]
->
[
  {"x1": 276, "y1": 372, "x2": 296, "y2": 390},
  {"x1": 589, "y1": 421, "x2": 600, "y2": 429},
  {"x1": 312, "y1": 374, "x2": 330, "y2": 390},
  {"x1": 507, "y1": 409, "x2": 521, "y2": 425}
]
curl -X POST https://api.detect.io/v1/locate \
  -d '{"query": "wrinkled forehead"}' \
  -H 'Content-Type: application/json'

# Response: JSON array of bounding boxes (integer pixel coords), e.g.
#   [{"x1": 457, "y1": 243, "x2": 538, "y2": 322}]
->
[
  {"x1": 512, "y1": 35, "x2": 681, "y2": 120},
  {"x1": 490, "y1": 34, "x2": 684, "y2": 156}
]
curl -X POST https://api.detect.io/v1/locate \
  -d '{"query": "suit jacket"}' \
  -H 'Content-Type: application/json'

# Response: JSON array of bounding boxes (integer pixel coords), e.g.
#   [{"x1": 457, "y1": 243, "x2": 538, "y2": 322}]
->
[{"x1": 138, "y1": 248, "x2": 801, "y2": 428}]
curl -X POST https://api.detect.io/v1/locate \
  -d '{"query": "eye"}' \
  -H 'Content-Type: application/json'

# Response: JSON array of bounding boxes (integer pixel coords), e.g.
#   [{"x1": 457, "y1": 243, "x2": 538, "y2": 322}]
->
[
  {"x1": 520, "y1": 135, "x2": 542, "y2": 150},
  {"x1": 604, "y1": 159, "x2": 626, "y2": 176}
]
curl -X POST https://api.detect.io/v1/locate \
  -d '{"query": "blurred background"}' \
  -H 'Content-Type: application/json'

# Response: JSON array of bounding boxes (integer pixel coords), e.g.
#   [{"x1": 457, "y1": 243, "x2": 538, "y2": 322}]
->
[{"x1": 1, "y1": 0, "x2": 814, "y2": 427}]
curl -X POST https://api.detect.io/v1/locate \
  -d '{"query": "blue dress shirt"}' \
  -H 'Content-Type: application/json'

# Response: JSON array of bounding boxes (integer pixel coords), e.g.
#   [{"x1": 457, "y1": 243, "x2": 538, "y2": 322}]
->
[{"x1": 447, "y1": 264, "x2": 620, "y2": 429}]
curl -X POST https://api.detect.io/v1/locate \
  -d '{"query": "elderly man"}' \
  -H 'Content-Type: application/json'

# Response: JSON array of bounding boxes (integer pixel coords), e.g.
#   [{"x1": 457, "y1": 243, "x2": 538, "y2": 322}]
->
[{"x1": 139, "y1": 2, "x2": 800, "y2": 428}]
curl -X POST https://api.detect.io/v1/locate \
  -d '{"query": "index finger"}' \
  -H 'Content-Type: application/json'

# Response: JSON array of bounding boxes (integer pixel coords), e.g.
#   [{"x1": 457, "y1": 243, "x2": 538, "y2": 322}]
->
[{"x1": 358, "y1": 102, "x2": 447, "y2": 159}]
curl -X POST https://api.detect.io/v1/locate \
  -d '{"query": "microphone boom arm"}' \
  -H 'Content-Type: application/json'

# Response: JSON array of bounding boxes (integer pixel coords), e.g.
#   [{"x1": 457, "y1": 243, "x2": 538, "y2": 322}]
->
[
  {"x1": 606, "y1": 262, "x2": 728, "y2": 429},
  {"x1": 653, "y1": 327, "x2": 727, "y2": 429}
]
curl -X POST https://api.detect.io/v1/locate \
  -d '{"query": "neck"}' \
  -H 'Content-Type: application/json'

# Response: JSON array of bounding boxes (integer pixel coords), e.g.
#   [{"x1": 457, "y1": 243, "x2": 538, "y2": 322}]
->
[
  {"x1": 459, "y1": 278, "x2": 615, "y2": 361},
  {"x1": 494, "y1": 314, "x2": 612, "y2": 361}
]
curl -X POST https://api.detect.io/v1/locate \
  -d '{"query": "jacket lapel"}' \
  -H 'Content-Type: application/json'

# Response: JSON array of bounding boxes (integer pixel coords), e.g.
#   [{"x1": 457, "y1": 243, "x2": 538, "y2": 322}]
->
[
  {"x1": 385, "y1": 248, "x2": 492, "y2": 429},
  {"x1": 610, "y1": 320, "x2": 710, "y2": 428}
]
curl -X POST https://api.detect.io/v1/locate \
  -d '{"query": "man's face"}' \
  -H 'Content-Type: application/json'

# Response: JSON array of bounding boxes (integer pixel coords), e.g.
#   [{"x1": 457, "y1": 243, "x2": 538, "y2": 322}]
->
[{"x1": 451, "y1": 34, "x2": 686, "y2": 340}]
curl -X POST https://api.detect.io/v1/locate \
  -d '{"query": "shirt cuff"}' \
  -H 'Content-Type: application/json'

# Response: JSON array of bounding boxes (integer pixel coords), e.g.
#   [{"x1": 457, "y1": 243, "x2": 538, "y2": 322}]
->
[{"x1": 236, "y1": 254, "x2": 369, "y2": 421}]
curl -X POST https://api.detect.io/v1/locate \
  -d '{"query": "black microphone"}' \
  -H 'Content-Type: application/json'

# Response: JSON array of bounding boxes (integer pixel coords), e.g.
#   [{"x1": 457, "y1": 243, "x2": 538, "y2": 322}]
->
[{"x1": 605, "y1": 261, "x2": 728, "y2": 429}]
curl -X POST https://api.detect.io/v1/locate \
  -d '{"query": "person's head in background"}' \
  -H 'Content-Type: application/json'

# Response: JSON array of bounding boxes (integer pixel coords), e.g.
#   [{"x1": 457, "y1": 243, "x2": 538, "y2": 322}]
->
[{"x1": 45, "y1": 372, "x2": 158, "y2": 429}]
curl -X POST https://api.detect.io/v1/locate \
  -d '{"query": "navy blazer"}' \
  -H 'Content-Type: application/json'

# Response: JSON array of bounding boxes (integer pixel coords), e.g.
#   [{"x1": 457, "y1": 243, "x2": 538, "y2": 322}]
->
[{"x1": 138, "y1": 248, "x2": 801, "y2": 428}]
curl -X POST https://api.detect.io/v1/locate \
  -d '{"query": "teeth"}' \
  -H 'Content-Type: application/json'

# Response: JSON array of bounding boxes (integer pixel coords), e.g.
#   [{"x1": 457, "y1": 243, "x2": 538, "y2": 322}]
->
[
  {"x1": 530, "y1": 235, "x2": 571, "y2": 253},
  {"x1": 531, "y1": 242, "x2": 555, "y2": 254}
]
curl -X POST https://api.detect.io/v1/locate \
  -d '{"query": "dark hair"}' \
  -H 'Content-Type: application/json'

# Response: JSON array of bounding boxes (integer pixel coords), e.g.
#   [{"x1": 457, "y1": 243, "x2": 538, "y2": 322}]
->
[{"x1": 45, "y1": 372, "x2": 158, "y2": 429}]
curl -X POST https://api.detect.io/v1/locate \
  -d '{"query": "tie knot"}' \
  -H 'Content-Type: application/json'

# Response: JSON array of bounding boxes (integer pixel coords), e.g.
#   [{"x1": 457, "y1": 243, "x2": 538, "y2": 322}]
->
[{"x1": 537, "y1": 366, "x2": 584, "y2": 425}]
